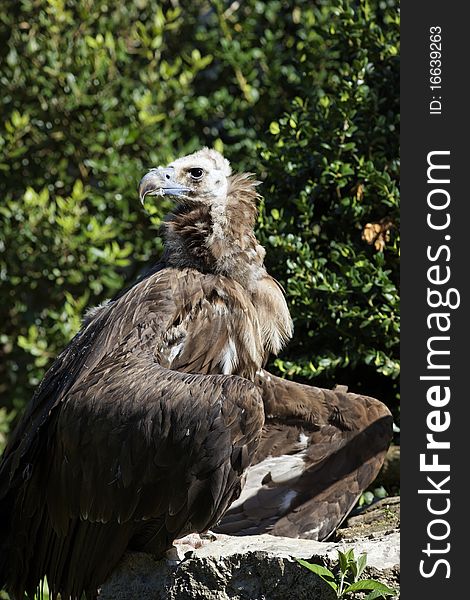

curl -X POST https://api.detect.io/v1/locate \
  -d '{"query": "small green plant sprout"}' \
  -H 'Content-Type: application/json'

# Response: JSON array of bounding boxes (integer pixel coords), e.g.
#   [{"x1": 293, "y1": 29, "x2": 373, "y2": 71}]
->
[{"x1": 296, "y1": 548, "x2": 396, "y2": 599}]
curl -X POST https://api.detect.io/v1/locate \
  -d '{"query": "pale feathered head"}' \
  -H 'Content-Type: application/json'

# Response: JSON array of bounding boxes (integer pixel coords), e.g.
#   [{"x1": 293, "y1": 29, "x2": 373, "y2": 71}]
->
[{"x1": 139, "y1": 148, "x2": 232, "y2": 205}]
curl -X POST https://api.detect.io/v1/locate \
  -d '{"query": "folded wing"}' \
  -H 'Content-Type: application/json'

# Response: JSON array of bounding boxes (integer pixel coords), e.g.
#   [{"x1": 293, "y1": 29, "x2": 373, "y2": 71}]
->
[{"x1": 216, "y1": 370, "x2": 392, "y2": 541}]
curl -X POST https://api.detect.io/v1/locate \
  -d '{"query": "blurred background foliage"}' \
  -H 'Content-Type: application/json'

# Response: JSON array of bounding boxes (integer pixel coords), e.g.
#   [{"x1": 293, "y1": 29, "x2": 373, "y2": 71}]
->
[{"x1": 0, "y1": 0, "x2": 399, "y2": 450}]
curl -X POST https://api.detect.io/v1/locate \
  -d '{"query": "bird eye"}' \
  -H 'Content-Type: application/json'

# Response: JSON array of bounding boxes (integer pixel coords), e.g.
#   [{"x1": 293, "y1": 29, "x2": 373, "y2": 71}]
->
[{"x1": 188, "y1": 168, "x2": 204, "y2": 180}]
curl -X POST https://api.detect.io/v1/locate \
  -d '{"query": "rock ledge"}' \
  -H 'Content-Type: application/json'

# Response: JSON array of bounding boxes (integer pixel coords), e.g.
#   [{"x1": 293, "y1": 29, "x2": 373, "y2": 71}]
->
[{"x1": 100, "y1": 530, "x2": 399, "y2": 600}]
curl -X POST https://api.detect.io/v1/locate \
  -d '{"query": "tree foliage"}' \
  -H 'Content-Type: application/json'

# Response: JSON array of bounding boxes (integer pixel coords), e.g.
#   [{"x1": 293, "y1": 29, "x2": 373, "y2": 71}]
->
[{"x1": 0, "y1": 0, "x2": 399, "y2": 440}]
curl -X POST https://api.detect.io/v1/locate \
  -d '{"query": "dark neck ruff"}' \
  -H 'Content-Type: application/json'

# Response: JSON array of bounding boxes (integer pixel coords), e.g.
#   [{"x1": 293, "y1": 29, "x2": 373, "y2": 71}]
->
[
  {"x1": 162, "y1": 203, "x2": 216, "y2": 273},
  {"x1": 161, "y1": 175, "x2": 264, "y2": 285}
]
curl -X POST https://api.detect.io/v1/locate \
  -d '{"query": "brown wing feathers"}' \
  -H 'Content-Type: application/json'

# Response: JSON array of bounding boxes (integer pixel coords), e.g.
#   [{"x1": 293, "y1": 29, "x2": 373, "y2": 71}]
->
[{"x1": 216, "y1": 372, "x2": 392, "y2": 540}]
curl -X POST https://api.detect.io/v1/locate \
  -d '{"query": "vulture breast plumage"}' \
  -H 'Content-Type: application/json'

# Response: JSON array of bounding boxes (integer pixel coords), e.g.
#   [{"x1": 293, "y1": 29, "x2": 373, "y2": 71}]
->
[{"x1": 0, "y1": 148, "x2": 392, "y2": 600}]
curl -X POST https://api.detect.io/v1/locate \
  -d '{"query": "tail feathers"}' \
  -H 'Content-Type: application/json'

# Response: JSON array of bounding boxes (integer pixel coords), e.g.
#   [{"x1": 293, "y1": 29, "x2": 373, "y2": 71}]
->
[{"x1": 1, "y1": 487, "x2": 134, "y2": 600}]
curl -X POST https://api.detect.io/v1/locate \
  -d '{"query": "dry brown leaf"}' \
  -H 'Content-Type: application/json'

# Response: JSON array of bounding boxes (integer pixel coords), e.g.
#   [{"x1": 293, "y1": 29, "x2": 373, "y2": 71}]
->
[{"x1": 362, "y1": 219, "x2": 393, "y2": 252}]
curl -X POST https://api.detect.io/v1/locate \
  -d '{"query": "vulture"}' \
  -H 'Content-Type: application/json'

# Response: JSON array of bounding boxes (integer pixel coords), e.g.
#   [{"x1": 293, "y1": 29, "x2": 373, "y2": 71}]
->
[{"x1": 0, "y1": 148, "x2": 392, "y2": 599}]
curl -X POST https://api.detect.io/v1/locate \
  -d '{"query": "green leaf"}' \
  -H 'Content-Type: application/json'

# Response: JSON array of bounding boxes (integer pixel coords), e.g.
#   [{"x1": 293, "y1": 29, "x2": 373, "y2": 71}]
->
[
  {"x1": 355, "y1": 553, "x2": 368, "y2": 580},
  {"x1": 269, "y1": 121, "x2": 280, "y2": 135},
  {"x1": 295, "y1": 559, "x2": 338, "y2": 591},
  {"x1": 374, "y1": 486, "x2": 388, "y2": 499},
  {"x1": 338, "y1": 549, "x2": 352, "y2": 574},
  {"x1": 343, "y1": 579, "x2": 395, "y2": 595},
  {"x1": 364, "y1": 590, "x2": 396, "y2": 600}
]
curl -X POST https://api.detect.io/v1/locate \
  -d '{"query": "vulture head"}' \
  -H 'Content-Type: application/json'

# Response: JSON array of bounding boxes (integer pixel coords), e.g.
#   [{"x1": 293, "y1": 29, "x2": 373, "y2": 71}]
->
[
  {"x1": 139, "y1": 147, "x2": 232, "y2": 206},
  {"x1": 138, "y1": 148, "x2": 265, "y2": 286}
]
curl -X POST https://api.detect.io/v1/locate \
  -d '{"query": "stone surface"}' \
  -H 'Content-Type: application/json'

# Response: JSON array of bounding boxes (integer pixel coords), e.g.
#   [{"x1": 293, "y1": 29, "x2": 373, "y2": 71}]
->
[
  {"x1": 99, "y1": 528, "x2": 399, "y2": 600},
  {"x1": 335, "y1": 496, "x2": 400, "y2": 542}
]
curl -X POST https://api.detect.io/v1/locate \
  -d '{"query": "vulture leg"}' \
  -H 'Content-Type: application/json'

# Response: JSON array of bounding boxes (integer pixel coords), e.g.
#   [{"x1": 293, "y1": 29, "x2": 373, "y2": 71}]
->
[{"x1": 216, "y1": 369, "x2": 393, "y2": 541}]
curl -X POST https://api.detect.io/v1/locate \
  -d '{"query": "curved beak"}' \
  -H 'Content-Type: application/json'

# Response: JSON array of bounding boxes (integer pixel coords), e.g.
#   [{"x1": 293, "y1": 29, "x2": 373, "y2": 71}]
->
[{"x1": 139, "y1": 168, "x2": 191, "y2": 204}]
